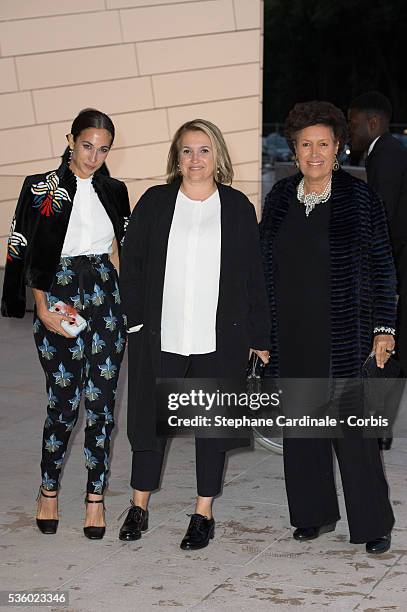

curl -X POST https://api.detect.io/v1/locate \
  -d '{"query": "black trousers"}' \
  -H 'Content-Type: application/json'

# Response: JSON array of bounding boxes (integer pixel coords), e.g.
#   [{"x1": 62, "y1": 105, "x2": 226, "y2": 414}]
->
[
  {"x1": 283, "y1": 437, "x2": 395, "y2": 543},
  {"x1": 131, "y1": 351, "x2": 226, "y2": 497},
  {"x1": 397, "y1": 295, "x2": 407, "y2": 377}
]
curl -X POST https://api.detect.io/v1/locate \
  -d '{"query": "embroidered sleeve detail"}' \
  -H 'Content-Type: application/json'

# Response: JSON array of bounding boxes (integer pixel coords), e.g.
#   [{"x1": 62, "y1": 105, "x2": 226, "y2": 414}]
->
[
  {"x1": 7, "y1": 216, "x2": 28, "y2": 262},
  {"x1": 120, "y1": 216, "x2": 130, "y2": 246},
  {"x1": 374, "y1": 326, "x2": 396, "y2": 336},
  {"x1": 31, "y1": 171, "x2": 71, "y2": 217}
]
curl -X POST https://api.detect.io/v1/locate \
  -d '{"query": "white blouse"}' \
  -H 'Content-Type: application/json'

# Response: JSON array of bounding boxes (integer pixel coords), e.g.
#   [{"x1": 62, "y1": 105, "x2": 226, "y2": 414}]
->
[
  {"x1": 61, "y1": 176, "x2": 114, "y2": 257},
  {"x1": 160, "y1": 188, "x2": 221, "y2": 356}
]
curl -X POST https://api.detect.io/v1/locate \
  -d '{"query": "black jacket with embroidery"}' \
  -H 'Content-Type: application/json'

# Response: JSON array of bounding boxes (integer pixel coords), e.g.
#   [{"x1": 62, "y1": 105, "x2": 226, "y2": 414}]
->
[{"x1": 1, "y1": 161, "x2": 131, "y2": 318}]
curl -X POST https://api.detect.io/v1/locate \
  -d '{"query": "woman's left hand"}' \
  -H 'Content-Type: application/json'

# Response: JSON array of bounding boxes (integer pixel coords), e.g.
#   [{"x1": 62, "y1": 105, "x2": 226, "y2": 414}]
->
[
  {"x1": 250, "y1": 349, "x2": 270, "y2": 365},
  {"x1": 372, "y1": 334, "x2": 395, "y2": 369}
]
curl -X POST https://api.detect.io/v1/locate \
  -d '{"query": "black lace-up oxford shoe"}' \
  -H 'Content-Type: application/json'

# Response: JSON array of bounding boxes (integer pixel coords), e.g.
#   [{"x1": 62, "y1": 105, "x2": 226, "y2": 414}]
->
[
  {"x1": 118, "y1": 501, "x2": 149, "y2": 541},
  {"x1": 180, "y1": 513, "x2": 215, "y2": 550}
]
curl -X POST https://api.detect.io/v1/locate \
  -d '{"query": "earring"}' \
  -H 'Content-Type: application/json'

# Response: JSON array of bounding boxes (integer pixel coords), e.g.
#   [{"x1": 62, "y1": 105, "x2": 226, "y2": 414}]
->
[
  {"x1": 68, "y1": 148, "x2": 73, "y2": 163},
  {"x1": 294, "y1": 157, "x2": 300, "y2": 169},
  {"x1": 177, "y1": 164, "x2": 182, "y2": 174},
  {"x1": 333, "y1": 155, "x2": 340, "y2": 171}
]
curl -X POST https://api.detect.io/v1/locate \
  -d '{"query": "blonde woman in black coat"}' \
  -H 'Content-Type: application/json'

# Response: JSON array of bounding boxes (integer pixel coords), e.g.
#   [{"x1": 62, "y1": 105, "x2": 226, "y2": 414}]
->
[{"x1": 119, "y1": 119, "x2": 270, "y2": 550}]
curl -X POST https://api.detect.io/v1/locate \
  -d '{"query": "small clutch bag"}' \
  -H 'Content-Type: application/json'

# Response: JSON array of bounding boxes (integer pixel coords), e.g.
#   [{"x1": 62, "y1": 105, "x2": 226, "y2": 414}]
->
[
  {"x1": 362, "y1": 352, "x2": 400, "y2": 380},
  {"x1": 362, "y1": 352, "x2": 400, "y2": 416},
  {"x1": 49, "y1": 300, "x2": 87, "y2": 337}
]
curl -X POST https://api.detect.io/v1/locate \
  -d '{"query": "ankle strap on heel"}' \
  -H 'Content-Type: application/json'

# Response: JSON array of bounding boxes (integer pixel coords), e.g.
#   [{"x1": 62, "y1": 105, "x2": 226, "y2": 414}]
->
[
  {"x1": 85, "y1": 496, "x2": 105, "y2": 509},
  {"x1": 37, "y1": 486, "x2": 58, "y2": 500}
]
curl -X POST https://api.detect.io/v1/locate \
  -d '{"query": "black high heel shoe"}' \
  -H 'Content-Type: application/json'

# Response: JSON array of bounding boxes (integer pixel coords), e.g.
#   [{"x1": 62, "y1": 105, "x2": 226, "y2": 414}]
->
[
  {"x1": 36, "y1": 488, "x2": 59, "y2": 535},
  {"x1": 84, "y1": 496, "x2": 106, "y2": 540}
]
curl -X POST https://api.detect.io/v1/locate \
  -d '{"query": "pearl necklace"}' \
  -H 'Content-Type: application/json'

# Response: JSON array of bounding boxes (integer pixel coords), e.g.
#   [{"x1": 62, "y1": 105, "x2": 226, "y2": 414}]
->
[{"x1": 297, "y1": 177, "x2": 332, "y2": 217}]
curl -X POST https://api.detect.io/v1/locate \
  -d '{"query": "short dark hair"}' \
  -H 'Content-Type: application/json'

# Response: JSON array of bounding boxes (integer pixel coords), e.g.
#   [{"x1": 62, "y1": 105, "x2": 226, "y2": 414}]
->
[
  {"x1": 284, "y1": 100, "x2": 348, "y2": 153},
  {"x1": 349, "y1": 91, "x2": 392, "y2": 121},
  {"x1": 70, "y1": 108, "x2": 115, "y2": 144}
]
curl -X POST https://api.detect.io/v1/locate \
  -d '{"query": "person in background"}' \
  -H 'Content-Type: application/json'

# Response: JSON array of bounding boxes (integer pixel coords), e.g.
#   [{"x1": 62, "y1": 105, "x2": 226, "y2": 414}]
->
[
  {"x1": 1, "y1": 109, "x2": 130, "y2": 539},
  {"x1": 260, "y1": 100, "x2": 396, "y2": 554},
  {"x1": 349, "y1": 91, "x2": 407, "y2": 450},
  {"x1": 119, "y1": 119, "x2": 270, "y2": 551}
]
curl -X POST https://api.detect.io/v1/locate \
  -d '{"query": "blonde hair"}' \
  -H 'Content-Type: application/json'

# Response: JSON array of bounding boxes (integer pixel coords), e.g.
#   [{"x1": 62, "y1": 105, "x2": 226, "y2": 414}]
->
[{"x1": 166, "y1": 119, "x2": 234, "y2": 184}]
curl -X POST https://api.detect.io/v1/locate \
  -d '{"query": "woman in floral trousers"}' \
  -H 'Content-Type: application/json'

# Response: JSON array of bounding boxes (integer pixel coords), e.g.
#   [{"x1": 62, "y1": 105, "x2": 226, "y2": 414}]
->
[
  {"x1": 1, "y1": 109, "x2": 130, "y2": 539},
  {"x1": 35, "y1": 255, "x2": 126, "y2": 510}
]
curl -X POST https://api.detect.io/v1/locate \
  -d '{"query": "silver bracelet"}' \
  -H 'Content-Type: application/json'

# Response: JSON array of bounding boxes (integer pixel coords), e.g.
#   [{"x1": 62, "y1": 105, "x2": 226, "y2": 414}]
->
[{"x1": 373, "y1": 326, "x2": 395, "y2": 336}]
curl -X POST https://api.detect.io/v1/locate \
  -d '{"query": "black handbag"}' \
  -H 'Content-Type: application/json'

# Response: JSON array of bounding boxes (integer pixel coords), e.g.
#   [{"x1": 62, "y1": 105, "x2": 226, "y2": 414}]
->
[
  {"x1": 362, "y1": 352, "x2": 400, "y2": 381},
  {"x1": 246, "y1": 353, "x2": 266, "y2": 381},
  {"x1": 246, "y1": 353, "x2": 266, "y2": 393},
  {"x1": 362, "y1": 352, "x2": 401, "y2": 417}
]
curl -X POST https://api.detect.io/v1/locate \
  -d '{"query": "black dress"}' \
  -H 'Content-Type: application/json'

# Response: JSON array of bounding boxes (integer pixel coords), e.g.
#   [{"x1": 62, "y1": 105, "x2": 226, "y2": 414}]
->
[
  {"x1": 274, "y1": 193, "x2": 331, "y2": 379},
  {"x1": 273, "y1": 194, "x2": 332, "y2": 419},
  {"x1": 272, "y1": 192, "x2": 394, "y2": 542}
]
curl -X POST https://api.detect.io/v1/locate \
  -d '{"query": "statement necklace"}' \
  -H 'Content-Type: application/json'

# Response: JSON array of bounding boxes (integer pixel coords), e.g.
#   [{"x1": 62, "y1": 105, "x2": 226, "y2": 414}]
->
[{"x1": 297, "y1": 177, "x2": 332, "y2": 217}]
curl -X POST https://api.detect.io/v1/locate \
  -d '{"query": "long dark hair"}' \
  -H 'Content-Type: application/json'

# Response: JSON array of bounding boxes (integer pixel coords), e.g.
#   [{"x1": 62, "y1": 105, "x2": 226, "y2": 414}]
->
[
  {"x1": 61, "y1": 108, "x2": 115, "y2": 175},
  {"x1": 71, "y1": 108, "x2": 115, "y2": 143}
]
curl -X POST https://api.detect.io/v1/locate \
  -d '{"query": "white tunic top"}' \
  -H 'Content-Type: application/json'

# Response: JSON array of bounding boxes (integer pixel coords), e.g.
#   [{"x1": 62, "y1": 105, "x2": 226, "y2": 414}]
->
[
  {"x1": 160, "y1": 188, "x2": 221, "y2": 356},
  {"x1": 61, "y1": 175, "x2": 114, "y2": 256}
]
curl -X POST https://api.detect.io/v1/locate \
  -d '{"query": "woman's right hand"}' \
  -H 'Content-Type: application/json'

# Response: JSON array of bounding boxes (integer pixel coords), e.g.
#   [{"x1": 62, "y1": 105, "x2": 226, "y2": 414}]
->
[
  {"x1": 249, "y1": 349, "x2": 270, "y2": 364},
  {"x1": 37, "y1": 307, "x2": 75, "y2": 338},
  {"x1": 33, "y1": 288, "x2": 75, "y2": 338}
]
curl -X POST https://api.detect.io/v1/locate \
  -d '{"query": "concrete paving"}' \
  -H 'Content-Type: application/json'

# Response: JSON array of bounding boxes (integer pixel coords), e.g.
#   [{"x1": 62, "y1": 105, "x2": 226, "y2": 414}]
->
[{"x1": 1, "y1": 315, "x2": 406, "y2": 611}]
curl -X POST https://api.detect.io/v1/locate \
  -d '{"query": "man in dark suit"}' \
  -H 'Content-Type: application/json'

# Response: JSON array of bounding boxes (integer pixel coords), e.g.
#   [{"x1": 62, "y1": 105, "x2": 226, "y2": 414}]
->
[{"x1": 349, "y1": 91, "x2": 407, "y2": 450}]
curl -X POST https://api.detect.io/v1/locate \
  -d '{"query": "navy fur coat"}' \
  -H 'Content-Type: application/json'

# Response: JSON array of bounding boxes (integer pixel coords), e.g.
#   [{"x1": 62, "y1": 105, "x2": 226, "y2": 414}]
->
[
  {"x1": 1, "y1": 161, "x2": 130, "y2": 318},
  {"x1": 260, "y1": 169, "x2": 397, "y2": 378}
]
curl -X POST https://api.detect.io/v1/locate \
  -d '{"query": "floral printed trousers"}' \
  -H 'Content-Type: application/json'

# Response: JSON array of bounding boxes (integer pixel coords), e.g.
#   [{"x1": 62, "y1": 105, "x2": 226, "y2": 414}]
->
[{"x1": 34, "y1": 255, "x2": 126, "y2": 494}]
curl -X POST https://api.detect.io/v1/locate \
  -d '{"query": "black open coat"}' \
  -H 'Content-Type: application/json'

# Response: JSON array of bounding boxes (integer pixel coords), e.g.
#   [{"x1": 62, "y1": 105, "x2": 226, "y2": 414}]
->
[
  {"x1": 260, "y1": 169, "x2": 397, "y2": 379},
  {"x1": 366, "y1": 132, "x2": 407, "y2": 291},
  {"x1": 366, "y1": 132, "x2": 407, "y2": 375},
  {"x1": 120, "y1": 179, "x2": 271, "y2": 451}
]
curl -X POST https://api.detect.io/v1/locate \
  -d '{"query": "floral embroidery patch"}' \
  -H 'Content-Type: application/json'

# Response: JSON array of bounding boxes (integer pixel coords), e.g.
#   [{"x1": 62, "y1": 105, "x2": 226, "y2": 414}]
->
[
  {"x1": 31, "y1": 171, "x2": 71, "y2": 216},
  {"x1": 7, "y1": 216, "x2": 27, "y2": 261},
  {"x1": 120, "y1": 216, "x2": 130, "y2": 245}
]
